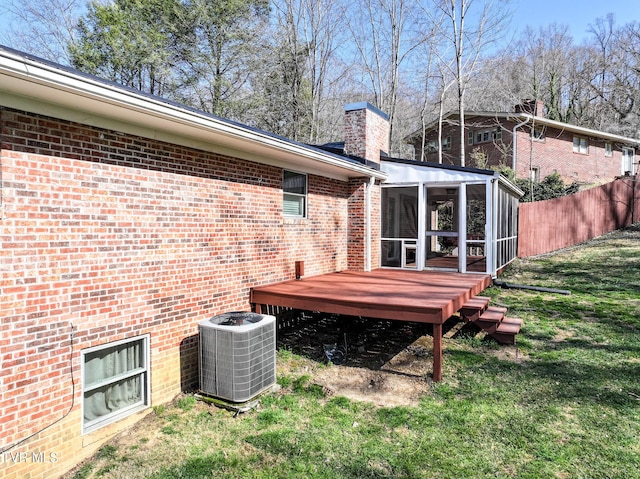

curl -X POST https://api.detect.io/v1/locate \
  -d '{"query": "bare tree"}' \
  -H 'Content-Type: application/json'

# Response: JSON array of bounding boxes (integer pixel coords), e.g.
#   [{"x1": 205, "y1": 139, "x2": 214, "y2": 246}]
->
[
  {"x1": 585, "y1": 17, "x2": 640, "y2": 136},
  {"x1": 0, "y1": 0, "x2": 84, "y2": 64},
  {"x1": 432, "y1": 0, "x2": 512, "y2": 166},
  {"x1": 346, "y1": 0, "x2": 423, "y2": 155},
  {"x1": 275, "y1": 0, "x2": 347, "y2": 143}
]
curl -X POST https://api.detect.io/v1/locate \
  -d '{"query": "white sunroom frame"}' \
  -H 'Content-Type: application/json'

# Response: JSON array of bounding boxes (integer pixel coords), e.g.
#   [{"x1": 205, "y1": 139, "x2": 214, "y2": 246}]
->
[{"x1": 380, "y1": 158, "x2": 523, "y2": 278}]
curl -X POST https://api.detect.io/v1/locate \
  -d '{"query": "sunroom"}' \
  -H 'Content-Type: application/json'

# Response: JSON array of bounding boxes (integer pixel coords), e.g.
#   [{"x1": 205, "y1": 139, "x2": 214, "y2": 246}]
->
[{"x1": 379, "y1": 158, "x2": 523, "y2": 278}]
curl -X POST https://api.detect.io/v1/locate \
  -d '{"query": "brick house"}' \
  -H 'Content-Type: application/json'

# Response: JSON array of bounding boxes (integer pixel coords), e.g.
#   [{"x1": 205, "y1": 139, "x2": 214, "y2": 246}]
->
[
  {"x1": 0, "y1": 47, "x2": 387, "y2": 478},
  {"x1": 406, "y1": 100, "x2": 640, "y2": 184},
  {"x1": 0, "y1": 46, "x2": 521, "y2": 478}
]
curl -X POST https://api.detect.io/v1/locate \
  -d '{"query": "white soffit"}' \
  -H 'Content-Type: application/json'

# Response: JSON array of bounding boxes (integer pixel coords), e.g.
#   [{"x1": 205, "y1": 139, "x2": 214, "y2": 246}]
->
[{"x1": 0, "y1": 49, "x2": 386, "y2": 182}]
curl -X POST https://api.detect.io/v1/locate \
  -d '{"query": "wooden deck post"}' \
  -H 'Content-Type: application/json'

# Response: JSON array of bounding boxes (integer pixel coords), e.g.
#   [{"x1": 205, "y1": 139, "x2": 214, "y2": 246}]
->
[{"x1": 432, "y1": 323, "x2": 442, "y2": 382}]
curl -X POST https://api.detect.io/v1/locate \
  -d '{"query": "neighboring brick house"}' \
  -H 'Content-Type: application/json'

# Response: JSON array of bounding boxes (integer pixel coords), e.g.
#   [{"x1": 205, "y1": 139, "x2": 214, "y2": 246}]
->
[
  {"x1": 0, "y1": 47, "x2": 386, "y2": 479},
  {"x1": 406, "y1": 100, "x2": 640, "y2": 184}
]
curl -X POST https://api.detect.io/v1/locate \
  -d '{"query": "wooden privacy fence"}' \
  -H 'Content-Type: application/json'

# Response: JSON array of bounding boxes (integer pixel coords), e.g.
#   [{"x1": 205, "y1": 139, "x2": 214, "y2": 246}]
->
[{"x1": 518, "y1": 176, "x2": 640, "y2": 257}]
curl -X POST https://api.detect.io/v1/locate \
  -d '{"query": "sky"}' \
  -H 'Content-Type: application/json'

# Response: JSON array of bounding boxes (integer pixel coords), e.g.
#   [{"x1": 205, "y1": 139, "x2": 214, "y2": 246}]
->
[
  {"x1": 0, "y1": 0, "x2": 638, "y2": 54},
  {"x1": 508, "y1": 0, "x2": 640, "y2": 43}
]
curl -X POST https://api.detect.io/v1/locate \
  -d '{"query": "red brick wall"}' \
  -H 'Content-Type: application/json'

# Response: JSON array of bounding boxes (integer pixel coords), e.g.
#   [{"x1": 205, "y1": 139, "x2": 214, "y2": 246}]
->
[
  {"x1": 514, "y1": 128, "x2": 627, "y2": 184},
  {"x1": 347, "y1": 179, "x2": 380, "y2": 271},
  {"x1": 413, "y1": 117, "x2": 632, "y2": 184},
  {"x1": 0, "y1": 107, "x2": 351, "y2": 478},
  {"x1": 344, "y1": 105, "x2": 390, "y2": 163}
]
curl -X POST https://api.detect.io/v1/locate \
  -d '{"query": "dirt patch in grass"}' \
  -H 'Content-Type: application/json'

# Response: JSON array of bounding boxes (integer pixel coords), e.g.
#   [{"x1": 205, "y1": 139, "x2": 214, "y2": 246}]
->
[
  {"x1": 276, "y1": 311, "x2": 522, "y2": 407},
  {"x1": 275, "y1": 312, "x2": 434, "y2": 406}
]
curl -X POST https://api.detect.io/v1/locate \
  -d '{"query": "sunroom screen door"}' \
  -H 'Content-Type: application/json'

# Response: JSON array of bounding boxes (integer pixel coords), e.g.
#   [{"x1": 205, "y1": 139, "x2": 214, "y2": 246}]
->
[{"x1": 425, "y1": 186, "x2": 458, "y2": 270}]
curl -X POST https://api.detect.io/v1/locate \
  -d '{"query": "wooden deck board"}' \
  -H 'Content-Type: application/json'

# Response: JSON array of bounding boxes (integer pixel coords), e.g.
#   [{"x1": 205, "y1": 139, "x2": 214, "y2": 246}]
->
[
  {"x1": 251, "y1": 269, "x2": 491, "y2": 324},
  {"x1": 250, "y1": 269, "x2": 492, "y2": 382}
]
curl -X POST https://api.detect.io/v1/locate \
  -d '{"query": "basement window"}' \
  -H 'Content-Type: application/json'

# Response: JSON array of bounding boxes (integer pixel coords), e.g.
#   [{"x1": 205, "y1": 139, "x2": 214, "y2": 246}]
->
[
  {"x1": 283, "y1": 170, "x2": 307, "y2": 217},
  {"x1": 82, "y1": 335, "x2": 150, "y2": 434}
]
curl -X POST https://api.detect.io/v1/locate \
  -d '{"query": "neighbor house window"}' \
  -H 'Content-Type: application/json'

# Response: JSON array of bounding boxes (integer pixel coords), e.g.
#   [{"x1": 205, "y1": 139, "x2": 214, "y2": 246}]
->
[
  {"x1": 82, "y1": 335, "x2": 150, "y2": 434},
  {"x1": 622, "y1": 148, "x2": 635, "y2": 175},
  {"x1": 473, "y1": 128, "x2": 501, "y2": 144},
  {"x1": 532, "y1": 127, "x2": 545, "y2": 141},
  {"x1": 530, "y1": 167, "x2": 540, "y2": 182},
  {"x1": 605, "y1": 143, "x2": 612, "y2": 157},
  {"x1": 426, "y1": 136, "x2": 451, "y2": 152},
  {"x1": 573, "y1": 136, "x2": 588, "y2": 154},
  {"x1": 283, "y1": 170, "x2": 307, "y2": 217}
]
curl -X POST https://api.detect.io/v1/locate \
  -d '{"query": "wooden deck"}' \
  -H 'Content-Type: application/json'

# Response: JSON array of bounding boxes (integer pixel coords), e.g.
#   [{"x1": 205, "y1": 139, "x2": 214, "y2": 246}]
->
[{"x1": 250, "y1": 269, "x2": 492, "y2": 381}]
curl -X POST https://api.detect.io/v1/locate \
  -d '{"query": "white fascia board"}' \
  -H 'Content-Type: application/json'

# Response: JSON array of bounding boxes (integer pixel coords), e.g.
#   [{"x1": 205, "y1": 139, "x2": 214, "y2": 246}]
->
[
  {"x1": 494, "y1": 172, "x2": 524, "y2": 197},
  {"x1": 0, "y1": 50, "x2": 386, "y2": 182},
  {"x1": 381, "y1": 161, "x2": 493, "y2": 184}
]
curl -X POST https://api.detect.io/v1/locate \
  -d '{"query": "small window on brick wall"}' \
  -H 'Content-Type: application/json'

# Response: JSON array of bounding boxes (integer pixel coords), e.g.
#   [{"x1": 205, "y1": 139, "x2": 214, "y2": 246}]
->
[
  {"x1": 82, "y1": 335, "x2": 150, "y2": 434},
  {"x1": 470, "y1": 128, "x2": 501, "y2": 145},
  {"x1": 283, "y1": 170, "x2": 307, "y2": 217},
  {"x1": 605, "y1": 142, "x2": 612, "y2": 157},
  {"x1": 532, "y1": 126, "x2": 545, "y2": 141},
  {"x1": 426, "y1": 136, "x2": 451, "y2": 152},
  {"x1": 573, "y1": 136, "x2": 588, "y2": 154}
]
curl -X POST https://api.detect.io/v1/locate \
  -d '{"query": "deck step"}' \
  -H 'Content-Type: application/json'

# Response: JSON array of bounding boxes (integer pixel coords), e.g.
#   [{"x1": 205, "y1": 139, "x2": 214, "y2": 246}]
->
[
  {"x1": 459, "y1": 296, "x2": 523, "y2": 345},
  {"x1": 459, "y1": 296, "x2": 491, "y2": 321},
  {"x1": 477, "y1": 305, "x2": 508, "y2": 323},
  {"x1": 487, "y1": 317, "x2": 524, "y2": 345}
]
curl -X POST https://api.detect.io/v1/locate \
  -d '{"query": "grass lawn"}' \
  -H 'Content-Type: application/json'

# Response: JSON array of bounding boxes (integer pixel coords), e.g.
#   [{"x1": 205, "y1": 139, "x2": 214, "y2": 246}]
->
[{"x1": 66, "y1": 225, "x2": 640, "y2": 479}]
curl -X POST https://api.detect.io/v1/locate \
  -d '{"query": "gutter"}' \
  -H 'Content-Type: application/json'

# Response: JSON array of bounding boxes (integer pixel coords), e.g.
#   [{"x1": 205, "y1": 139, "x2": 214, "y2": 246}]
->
[
  {"x1": 512, "y1": 116, "x2": 530, "y2": 171},
  {"x1": 0, "y1": 46, "x2": 387, "y2": 181}
]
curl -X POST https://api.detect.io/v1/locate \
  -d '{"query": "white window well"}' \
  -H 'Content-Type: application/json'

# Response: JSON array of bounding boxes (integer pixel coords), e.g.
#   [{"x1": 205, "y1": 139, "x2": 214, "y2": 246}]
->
[
  {"x1": 82, "y1": 335, "x2": 150, "y2": 434},
  {"x1": 283, "y1": 170, "x2": 307, "y2": 217}
]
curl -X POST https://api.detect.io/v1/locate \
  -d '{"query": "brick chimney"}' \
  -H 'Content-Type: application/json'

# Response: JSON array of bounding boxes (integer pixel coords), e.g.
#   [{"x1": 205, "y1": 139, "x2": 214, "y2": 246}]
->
[
  {"x1": 515, "y1": 99, "x2": 545, "y2": 118},
  {"x1": 343, "y1": 102, "x2": 390, "y2": 164}
]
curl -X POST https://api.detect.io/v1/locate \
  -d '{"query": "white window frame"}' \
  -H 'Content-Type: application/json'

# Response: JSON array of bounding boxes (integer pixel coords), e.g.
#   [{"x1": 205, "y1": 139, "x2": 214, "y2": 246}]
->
[
  {"x1": 622, "y1": 148, "x2": 635, "y2": 175},
  {"x1": 530, "y1": 167, "x2": 540, "y2": 182},
  {"x1": 573, "y1": 136, "x2": 588, "y2": 154},
  {"x1": 532, "y1": 126, "x2": 545, "y2": 142},
  {"x1": 427, "y1": 136, "x2": 452, "y2": 152},
  {"x1": 605, "y1": 142, "x2": 613, "y2": 157},
  {"x1": 81, "y1": 335, "x2": 151, "y2": 434},
  {"x1": 283, "y1": 170, "x2": 308, "y2": 218},
  {"x1": 473, "y1": 128, "x2": 501, "y2": 145}
]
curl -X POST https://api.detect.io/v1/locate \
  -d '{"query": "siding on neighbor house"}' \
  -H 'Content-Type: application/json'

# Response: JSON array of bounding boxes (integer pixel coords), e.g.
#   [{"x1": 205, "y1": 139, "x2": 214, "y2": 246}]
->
[
  {"x1": 414, "y1": 117, "x2": 630, "y2": 184},
  {"x1": 0, "y1": 107, "x2": 354, "y2": 479}
]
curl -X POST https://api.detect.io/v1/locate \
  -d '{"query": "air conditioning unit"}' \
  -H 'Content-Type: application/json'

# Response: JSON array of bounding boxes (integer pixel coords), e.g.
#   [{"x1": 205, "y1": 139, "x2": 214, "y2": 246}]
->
[{"x1": 199, "y1": 312, "x2": 276, "y2": 403}]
